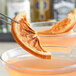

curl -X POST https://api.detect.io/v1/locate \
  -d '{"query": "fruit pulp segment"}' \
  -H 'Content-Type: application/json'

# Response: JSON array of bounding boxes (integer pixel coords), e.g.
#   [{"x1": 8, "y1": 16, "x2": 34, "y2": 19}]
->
[{"x1": 5, "y1": 55, "x2": 76, "y2": 76}]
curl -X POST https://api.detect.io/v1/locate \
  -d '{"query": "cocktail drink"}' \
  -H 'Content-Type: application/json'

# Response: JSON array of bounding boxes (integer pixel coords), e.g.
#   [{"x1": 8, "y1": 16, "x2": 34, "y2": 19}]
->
[
  {"x1": 31, "y1": 22, "x2": 76, "y2": 53},
  {"x1": 1, "y1": 46, "x2": 76, "y2": 76},
  {"x1": 39, "y1": 32, "x2": 76, "y2": 53}
]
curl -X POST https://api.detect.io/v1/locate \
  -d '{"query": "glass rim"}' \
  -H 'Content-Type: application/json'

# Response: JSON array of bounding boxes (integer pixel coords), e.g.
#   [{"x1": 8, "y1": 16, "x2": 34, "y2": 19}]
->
[
  {"x1": 38, "y1": 31, "x2": 76, "y2": 37},
  {"x1": 31, "y1": 21, "x2": 76, "y2": 37},
  {"x1": 31, "y1": 20, "x2": 56, "y2": 24},
  {"x1": 0, "y1": 46, "x2": 76, "y2": 71}
]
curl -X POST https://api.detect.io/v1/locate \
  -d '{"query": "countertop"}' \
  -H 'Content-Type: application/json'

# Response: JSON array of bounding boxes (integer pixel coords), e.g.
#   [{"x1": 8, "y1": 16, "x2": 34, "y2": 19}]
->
[{"x1": 0, "y1": 42, "x2": 20, "y2": 76}]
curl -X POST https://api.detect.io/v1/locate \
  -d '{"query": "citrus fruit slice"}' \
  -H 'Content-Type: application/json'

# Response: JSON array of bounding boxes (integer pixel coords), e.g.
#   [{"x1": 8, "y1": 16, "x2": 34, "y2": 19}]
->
[
  {"x1": 11, "y1": 11, "x2": 51, "y2": 59},
  {"x1": 38, "y1": 12, "x2": 76, "y2": 35}
]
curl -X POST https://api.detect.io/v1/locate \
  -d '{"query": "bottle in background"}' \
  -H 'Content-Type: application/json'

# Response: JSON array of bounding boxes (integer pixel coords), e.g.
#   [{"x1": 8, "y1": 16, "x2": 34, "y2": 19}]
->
[
  {"x1": 0, "y1": 0, "x2": 7, "y2": 33},
  {"x1": 7, "y1": 0, "x2": 30, "y2": 32},
  {"x1": 30, "y1": 0, "x2": 35, "y2": 22},
  {"x1": 53, "y1": 0, "x2": 76, "y2": 21},
  {"x1": 34, "y1": 0, "x2": 51, "y2": 22}
]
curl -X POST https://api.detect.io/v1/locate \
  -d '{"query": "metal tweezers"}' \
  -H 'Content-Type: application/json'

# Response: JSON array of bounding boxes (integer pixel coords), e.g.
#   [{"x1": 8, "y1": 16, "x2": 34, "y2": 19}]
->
[
  {"x1": 0, "y1": 12, "x2": 20, "y2": 25},
  {"x1": 0, "y1": 12, "x2": 56, "y2": 25}
]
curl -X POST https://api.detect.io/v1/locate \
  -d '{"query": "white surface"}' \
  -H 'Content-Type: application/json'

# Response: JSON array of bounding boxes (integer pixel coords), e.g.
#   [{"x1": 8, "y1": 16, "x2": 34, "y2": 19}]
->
[{"x1": 0, "y1": 42, "x2": 20, "y2": 76}]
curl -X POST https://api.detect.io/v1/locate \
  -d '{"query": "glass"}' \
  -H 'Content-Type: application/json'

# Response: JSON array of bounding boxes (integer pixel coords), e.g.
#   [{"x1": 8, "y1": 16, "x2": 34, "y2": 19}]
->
[
  {"x1": 0, "y1": 46, "x2": 76, "y2": 76},
  {"x1": 31, "y1": 21, "x2": 76, "y2": 53},
  {"x1": 53, "y1": 0, "x2": 75, "y2": 21},
  {"x1": 0, "y1": 0, "x2": 7, "y2": 33},
  {"x1": 33, "y1": 0, "x2": 51, "y2": 22},
  {"x1": 7, "y1": 0, "x2": 30, "y2": 32}
]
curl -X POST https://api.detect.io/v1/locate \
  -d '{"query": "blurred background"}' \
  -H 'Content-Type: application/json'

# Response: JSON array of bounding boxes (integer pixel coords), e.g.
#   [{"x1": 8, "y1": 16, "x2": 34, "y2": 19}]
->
[{"x1": 0, "y1": 0, "x2": 76, "y2": 42}]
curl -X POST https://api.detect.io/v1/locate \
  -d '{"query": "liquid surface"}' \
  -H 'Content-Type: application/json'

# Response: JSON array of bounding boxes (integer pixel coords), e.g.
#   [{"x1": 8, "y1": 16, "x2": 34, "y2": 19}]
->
[
  {"x1": 39, "y1": 33, "x2": 76, "y2": 53},
  {"x1": 6, "y1": 55, "x2": 76, "y2": 70},
  {"x1": 5, "y1": 55, "x2": 76, "y2": 76}
]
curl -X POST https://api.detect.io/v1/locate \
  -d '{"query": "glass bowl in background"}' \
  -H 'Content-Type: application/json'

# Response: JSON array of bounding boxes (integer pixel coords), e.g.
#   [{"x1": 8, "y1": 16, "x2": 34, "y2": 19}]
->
[
  {"x1": 31, "y1": 21, "x2": 76, "y2": 53},
  {"x1": 0, "y1": 46, "x2": 76, "y2": 76},
  {"x1": 31, "y1": 20, "x2": 56, "y2": 31}
]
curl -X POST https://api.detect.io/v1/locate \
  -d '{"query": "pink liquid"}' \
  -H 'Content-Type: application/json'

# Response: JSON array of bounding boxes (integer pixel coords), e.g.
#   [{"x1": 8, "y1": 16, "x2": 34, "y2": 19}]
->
[
  {"x1": 39, "y1": 34, "x2": 76, "y2": 53},
  {"x1": 5, "y1": 55, "x2": 76, "y2": 76}
]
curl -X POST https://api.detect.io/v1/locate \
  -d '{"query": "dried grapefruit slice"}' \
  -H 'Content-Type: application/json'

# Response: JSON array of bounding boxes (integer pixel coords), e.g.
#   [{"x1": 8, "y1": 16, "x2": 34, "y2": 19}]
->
[
  {"x1": 38, "y1": 12, "x2": 76, "y2": 35},
  {"x1": 11, "y1": 11, "x2": 51, "y2": 59}
]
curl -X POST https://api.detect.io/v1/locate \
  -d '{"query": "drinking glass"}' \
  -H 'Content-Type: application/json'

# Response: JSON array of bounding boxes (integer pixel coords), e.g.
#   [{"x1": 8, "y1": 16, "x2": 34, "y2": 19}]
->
[
  {"x1": 31, "y1": 22, "x2": 76, "y2": 53},
  {"x1": 0, "y1": 46, "x2": 76, "y2": 76}
]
